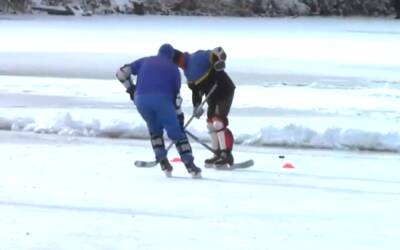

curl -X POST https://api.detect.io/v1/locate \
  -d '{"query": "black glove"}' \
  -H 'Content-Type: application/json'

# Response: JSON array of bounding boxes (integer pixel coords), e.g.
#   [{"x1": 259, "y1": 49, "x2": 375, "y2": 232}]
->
[
  {"x1": 126, "y1": 84, "x2": 136, "y2": 102},
  {"x1": 177, "y1": 113, "x2": 185, "y2": 129}
]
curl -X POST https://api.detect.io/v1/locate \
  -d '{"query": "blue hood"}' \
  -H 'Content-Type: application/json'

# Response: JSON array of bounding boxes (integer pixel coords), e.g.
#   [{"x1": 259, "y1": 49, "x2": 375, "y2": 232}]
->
[{"x1": 158, "y1": 43, "x2": 175, "y2": 59}]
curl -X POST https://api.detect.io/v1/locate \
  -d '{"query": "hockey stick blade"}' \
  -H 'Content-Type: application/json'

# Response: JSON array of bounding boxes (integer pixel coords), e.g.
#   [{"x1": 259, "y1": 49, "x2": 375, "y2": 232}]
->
[
  {"x1": 214, "y1": 159, "x2": 254, "y2": 170},
  {"x1": 134, "y1": 160, "x2": 158, "y2": 168}
]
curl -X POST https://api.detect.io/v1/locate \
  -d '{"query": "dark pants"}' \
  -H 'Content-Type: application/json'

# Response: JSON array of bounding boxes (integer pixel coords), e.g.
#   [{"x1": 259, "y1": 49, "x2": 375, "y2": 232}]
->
[
  {"x1": 207, "y1": 89, "x2": 234, "y2": 126},
  {"x1": 199, "y1": 70, "x2": 235, "y2": 126}
]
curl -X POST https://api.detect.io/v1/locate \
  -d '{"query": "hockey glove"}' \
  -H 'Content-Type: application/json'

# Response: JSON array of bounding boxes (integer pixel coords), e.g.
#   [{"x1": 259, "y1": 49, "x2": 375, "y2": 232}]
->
[
  {"x1": 193, "y1": 105, "x2": 205, "y2": 119},
  {"x1": 126, "y1": 84, "x2": 136, "y2": 102}
]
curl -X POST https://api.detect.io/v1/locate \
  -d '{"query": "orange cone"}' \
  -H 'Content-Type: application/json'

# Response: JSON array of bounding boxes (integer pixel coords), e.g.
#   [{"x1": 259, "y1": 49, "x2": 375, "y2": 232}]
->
[
  {"x1": 282, "y1": 162, "x2": 295, "y2": 169},
  {"x1": 171, "y1": 157, "x2": 182, "y2": 163}
]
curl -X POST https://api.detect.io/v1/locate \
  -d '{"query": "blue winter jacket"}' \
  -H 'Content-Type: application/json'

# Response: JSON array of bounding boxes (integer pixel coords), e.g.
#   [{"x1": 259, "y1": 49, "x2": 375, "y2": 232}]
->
[
  {"x1": 182, "y1": 50, "x2": 213, "y2": 85},
  {"x1": 129, "y1": 44, "x2": 181, "y2": 99}
]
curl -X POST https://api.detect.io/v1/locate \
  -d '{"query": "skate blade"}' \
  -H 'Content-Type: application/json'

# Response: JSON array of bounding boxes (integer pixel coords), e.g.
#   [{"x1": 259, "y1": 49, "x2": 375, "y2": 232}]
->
[
  {"x1": 164, "y1": 170, "x2": 172, "y2": 178},
  {"x1": 204, "y1": 163, "x2": 215, "y2": 168},
  {"x1": 191, "y1": 172, "x2": 202, "y2": 179},
  {"x1": 214, "y1": 164, "x2": 231, "y2": 170}
]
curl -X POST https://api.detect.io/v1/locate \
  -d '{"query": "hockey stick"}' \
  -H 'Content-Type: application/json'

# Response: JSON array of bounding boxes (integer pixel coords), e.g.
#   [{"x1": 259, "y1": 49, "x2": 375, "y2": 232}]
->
[
  {"x1": 184, "y1": 130, "x2": 217, "y2": 154},
  {"x1": 185, "y1": 130, "x2": 254, "y2": 169},
  {"x1": 134, "y1": 84, "x2": 218, "y2": 167}
]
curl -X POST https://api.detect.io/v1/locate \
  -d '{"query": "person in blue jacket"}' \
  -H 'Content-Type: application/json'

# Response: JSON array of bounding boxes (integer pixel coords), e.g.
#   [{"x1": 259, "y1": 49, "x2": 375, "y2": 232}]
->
[
  {"x1": 116, "y1": 43, "x2": 201, "y2": 178},
  {"x1": 173, "y1": 47, "x2": 236, "y2": 168}
]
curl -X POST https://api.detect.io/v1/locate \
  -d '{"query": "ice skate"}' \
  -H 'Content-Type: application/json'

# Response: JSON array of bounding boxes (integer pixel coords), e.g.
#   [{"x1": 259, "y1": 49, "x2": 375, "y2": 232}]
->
[
  {"x1": 185, "y1": 162, "x2": 202, "y2": 179},
  {"x1": 214, "y1": 150, "x2": 234, "y2": 169},
  {"x1": 204, "y1": 154, "x2": 220, "y2": 168},
  {"x1": 160, "y1": 158, "x2": 173, "y2": 177}
]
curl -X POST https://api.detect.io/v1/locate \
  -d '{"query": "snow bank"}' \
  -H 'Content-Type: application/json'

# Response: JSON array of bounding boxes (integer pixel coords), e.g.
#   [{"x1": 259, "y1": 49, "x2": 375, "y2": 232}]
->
[{"x1": 1, "y1": 112, "x2": 399, "y2": 153}]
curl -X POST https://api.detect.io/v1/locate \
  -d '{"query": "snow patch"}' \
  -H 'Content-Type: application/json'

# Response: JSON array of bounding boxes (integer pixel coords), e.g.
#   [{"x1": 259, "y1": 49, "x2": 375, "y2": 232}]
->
[{"x1": 2, "y1": 113, "x2": 399, "y2": 153}]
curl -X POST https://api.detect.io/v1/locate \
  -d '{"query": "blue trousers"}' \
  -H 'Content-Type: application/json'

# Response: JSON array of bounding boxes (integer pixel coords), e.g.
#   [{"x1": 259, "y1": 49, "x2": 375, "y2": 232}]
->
[{"x1": 135, "y1": 94, "x2": 193, "y2": 163}]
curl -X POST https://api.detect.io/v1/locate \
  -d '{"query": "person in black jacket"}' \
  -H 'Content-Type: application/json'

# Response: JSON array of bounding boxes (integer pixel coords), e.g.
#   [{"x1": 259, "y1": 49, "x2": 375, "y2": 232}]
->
[{"x1": 173, "y1": 47, "x2": 236, "y2": 168}]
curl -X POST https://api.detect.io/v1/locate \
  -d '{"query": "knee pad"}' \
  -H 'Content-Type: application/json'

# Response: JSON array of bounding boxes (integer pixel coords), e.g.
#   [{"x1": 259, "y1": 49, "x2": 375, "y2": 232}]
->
[
  {"x1": 150, "y1": 134, "x2": 166, "y2": 161},
  {"x1": 211, "y1": 117, "x2": 226, "y2": 132},
  {"x1": 217, "y1": 128, "x2": 234, "y2": 151},
  {"x1": 175, "y1": 138, "x2": 194, "y2": 163},
  {"x1": 209, "y1": 117, "x2": 233, "y2": 151},
  {"x1": 207, "y1": 120, "x2": 214, "y2": 132},
  {"x1": 207, "y1": 120, "x2": 219, "y2": 150},
  {"x1": 150, "y1": 134, "x2": 164, "y2": 149},
  {"x1": 175, "y1": 138, "x2": 192, "y2": 155}
]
